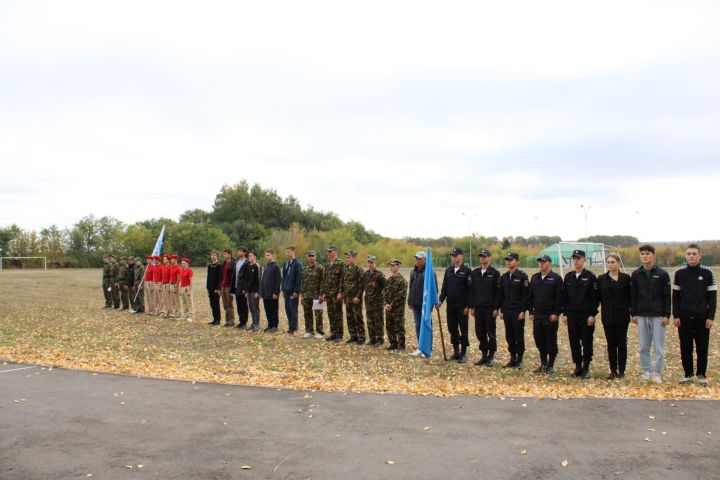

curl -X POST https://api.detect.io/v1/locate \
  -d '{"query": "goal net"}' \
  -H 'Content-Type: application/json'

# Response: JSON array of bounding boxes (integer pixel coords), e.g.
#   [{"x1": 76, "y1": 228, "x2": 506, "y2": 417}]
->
[{"x1": 0, "y1": 257, "x2": 48, "y2": 271}]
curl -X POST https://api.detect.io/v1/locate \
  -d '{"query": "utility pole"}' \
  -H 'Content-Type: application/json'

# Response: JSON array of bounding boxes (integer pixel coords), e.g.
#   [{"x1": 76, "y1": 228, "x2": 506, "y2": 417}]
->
[
  {"x1": 461, "y1": 212, "x2": 476, "y2": 268},
  {"x1": 580, "y1": 205, "x2": 591, "y2": 239}
]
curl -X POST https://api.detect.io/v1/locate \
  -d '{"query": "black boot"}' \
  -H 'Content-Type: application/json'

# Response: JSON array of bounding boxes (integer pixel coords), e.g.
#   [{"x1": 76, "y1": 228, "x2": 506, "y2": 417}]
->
[
  {"x1": 458, "y1": 346, "x2": 467, "y2": 364},
  {"x1": 486, "y1": 352, "x2": 495, "y2": 367},
  {"x1": 515, "y1": 353, "x2": 524, "y2": 369},
  {"x1": 503, "y1": 353, "x2": 516, "y2": 368},
  {"x1": 545, "y1": 354, "x2": 556, "y2": 375},
  {"x1": 448, "y1": 345, "x2": 460, "y2": 361},
  {"x1": 573, "y1": 363, "x2": 582, "y2": 377},
  {"x1": 533, "y1": 353, "x2": 547, "y2": 374},
  {"x1": 474, "y1": 351, "x2": 488, "y2": 366},
  {"x1": 581, "y1": 361, "x2": 591, "y2": 379}
]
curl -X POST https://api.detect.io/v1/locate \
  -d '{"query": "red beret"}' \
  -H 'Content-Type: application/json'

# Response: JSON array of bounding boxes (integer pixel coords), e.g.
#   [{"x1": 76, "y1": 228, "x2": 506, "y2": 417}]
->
[
  {"x1": 170, "y1": 254, "x2": 179, "y2": 259},
  {"x1": 145, "y1": 255, "x2": 153, "y2": 259},
  {"x1": 182, "y1": 257, "x2": 191, "y2": 264}
]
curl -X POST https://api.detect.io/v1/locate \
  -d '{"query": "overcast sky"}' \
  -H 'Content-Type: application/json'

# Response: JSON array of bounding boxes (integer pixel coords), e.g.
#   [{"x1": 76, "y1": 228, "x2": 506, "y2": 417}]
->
[{"x1": 1, "y1": 1, "x2": 719, "y2": 242}]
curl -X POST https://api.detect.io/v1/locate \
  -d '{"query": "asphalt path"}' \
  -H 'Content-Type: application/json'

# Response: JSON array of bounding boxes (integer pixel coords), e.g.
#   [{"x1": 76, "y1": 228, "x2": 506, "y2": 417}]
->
[{"x1": 1, "y1": 362, "x2": 717, "y2": 479}]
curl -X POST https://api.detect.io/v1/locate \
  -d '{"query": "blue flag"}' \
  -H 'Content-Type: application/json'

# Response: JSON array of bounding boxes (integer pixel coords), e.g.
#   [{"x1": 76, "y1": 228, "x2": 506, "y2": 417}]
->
[
  {"x1": 151, "y1": 225, "x2": 165, "y2": 262},
  {"x1": 418, "y1": 247, "x2": 438, "y2": 357}
]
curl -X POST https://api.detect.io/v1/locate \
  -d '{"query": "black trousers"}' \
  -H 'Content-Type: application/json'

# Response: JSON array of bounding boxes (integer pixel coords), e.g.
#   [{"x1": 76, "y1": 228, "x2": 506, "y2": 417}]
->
[
  {"x1": 446, "y1": 302, "x2": 469, "y2": 347},
  {"x1": 474, "y1": 306, "x2": 497, "y2": 355},
  {"x1": 678, "y1": 316, "x2": 710, "y2": 377},
  {"x1": 502, "y1": 308, "x2": 525, "y2": 356},
  {"x1": 263, "y1": 298, "x2": 279, "y2": 329},
  {"x1": 235, "y1": 292, "x2": 249, "y2": 326},
  {"x1": 533, "y1": 314, "x2": 558, "y2": 357},
  {"x1": 567, "y1": 310, "x2": 595, "y2": 365},
  {"x1": 208, "y1": 290, "x2": 221, "y2": 322},
  {"x1": 602, "y1": 322, "x2": 628, "y2": 373}
]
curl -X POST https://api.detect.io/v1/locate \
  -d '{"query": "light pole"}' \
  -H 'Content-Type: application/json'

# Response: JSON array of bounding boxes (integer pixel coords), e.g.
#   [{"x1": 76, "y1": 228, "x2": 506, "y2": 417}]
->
[
  {"x1": 580, "y1": 205, "x2": 591, "y2": 239},
  {"x1": 461, "y1": 212, "x2": 476, "y2": 268}
]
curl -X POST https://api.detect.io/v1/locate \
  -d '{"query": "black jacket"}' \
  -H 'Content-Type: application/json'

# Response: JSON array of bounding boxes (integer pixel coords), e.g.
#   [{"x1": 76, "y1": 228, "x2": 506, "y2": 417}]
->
[
  {"x1": 597, "y1": 272, "x2": 631, "y2": 326},
  {"x1": 259, "y1": 261, "x2": 282, "y2": 299},
  {"x1": 408, "y1": 266, "x2": 438, "y2": 308},
  {"x1": 235, "y1": 258, "x2": 249, "y2": 291},
  {"x1": 672, "y1": 264, "x2": 717, "y2": 320},
  {"x1": 630, "y1": 265, "x2": 671, "y2": 317},
  {"x1": 528, "y1": 271, "x2": 563, "y2": 316},
  {"x1": 206, "y1": 261, "x2": 222, "y2": 292},
  {"x1": 242, "y1": 263, "x2": 260, "y2": 293},
  {"x1": 498, "y1": 269, "x2": 529, "y2": 312},
  {"x1": 126, "y1": 264, "x2": 135, "y2": 288},
  {"x1": 439, "y1": 264, "x2": 472, "y2": 307},
  {"x1": 562, "y1": 269, "x2": 599, "y2": 315},
  {"x1": 470, "y1": 266, "x2": 501, "y2": 309}
]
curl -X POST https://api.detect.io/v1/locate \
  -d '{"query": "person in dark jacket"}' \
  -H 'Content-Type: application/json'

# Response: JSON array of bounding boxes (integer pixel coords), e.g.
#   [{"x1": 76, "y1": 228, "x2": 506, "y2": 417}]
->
[
  {"x1": 597, "y1": 253, "x2": 631, "y2": 379},
  {"x1": 528, "y1": 255, "x2": 563, "y2": 374},
  {"x1": 630, "y1": 244, "x2": 671, "y2": 383},
  {"x1": 408, "y1": 251, "x2": 438, "y2": 357},
  {"x1": 470, "y1": 249, "x2": 500, "y2": 366},
  {"x1": 243, "y1": 251, "x2": 261, "y2": 330},
  {"x1": 438, "y1": 247, "x2": 472, "y2": 363},
  {"x1": 219, "y1": 249, "x2": 236, "y2": 327},
  {"x1": 498, "y1": 252, "x2": 529, "y2": 369},
  {"x1": 562, "y1": 249, "x2": 599, "y2": 379},
  {"x1": 206, "y1": 250, "x2": 223, "y2": 325},
  {"x1": 259, "y1": 249, "x2": 282, "y2": 332},
  {"x1": 281, "y1": 246, "x2": 303, "y2": 335},
  {"x1": 234, "y1": 246, "x2": 250, "y2": 329},
  {"x1": 672, "y1": 244, "x2": 717, "y2": 385}
]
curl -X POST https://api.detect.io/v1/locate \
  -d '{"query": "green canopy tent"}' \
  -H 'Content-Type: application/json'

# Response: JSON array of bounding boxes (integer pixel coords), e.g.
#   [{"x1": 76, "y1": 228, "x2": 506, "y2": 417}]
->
[{"x1": 538, "y1": 241, "x2": 625, "y2": 276}]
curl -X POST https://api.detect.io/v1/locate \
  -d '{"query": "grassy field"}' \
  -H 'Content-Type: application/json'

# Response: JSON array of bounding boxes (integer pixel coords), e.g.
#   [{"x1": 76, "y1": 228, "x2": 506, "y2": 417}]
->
[{"x1": 0, "y1": 267, "x2": 717, "y2": 399}]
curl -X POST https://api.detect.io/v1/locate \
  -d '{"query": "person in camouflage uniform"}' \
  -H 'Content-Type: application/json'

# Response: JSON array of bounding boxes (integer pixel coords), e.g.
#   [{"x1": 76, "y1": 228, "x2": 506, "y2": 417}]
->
[
  {"x1": 102, "y1": 256, "x2": 112, "y2": 308},
  {"x1": 342, "y1": 250, "x2": 365, "y2": 344},
  {"x1": 131, "y1": 256, "x2": 145, "y2": 313},
  {"x1": 383, "y1": 259, "x2": 408, "y2": 351},
  {"x1": 117, "y1": 256, "x2": 130, "y2": 310},
  {"x1": 108, "y1": 255, "x2": 121, "y2": 309},
  {"x1": 300, "y1": 250, "x2": 324, "y2": 338},
  {"x1": 362, "y1": 255, "x2": 386, "y2": 346},
  {"x1": 320, "y1": 245, "x2": 344, "y2": 342}
]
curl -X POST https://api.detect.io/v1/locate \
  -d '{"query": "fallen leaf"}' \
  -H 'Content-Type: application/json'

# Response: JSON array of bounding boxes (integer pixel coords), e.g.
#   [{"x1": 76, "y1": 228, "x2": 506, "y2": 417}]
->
[
  {"x1": 423, "y1": 426, "x2": 431, "y2": 431},
  {"x1": 241, "y1": 465, "x2": 252, "y2": 469},
  {"x1": 697, "y1": 442, "x2": 704, "y2": 445},
  {"x1": 386, "y1": 460, "x2": 395, "y2": 465},
  {"x1": 649, "y1": 415, "x2": 655, "y2": 420},
  {"x1": 644, "y1": 437, "x2": 651, "y2": 442},
  {"x1": 561, "y1": 459, "x2": 569, "y2": 467},
  {"x1": 521, "y1": 449, "x2": 527, "y2": 455},
  {"x1": 521, "y1": 403, "x2": 527, "y2": 407},
  {"x1": 648, "y1": 429, "x2": 655, "y2": 432}
]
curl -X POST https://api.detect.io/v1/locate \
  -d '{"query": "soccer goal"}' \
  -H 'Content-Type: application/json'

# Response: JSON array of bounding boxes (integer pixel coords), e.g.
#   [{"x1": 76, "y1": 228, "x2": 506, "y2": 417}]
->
[{"x1": 0, "y1": 257, "x2": 47, "y2": 271}]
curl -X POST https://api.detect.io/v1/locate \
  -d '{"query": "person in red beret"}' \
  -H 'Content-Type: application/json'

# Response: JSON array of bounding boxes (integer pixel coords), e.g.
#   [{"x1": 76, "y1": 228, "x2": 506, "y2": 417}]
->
[
  {"x1": 179, "y1": 257, "x2": 194, "y2": 321},
  {"x1": 160, "y1": 254, "x2": 173, "y2": 318},
  {"x1": 151, "y1": 255, "x2": 164, "y2": 315},
  {"x1": 144, "y1": 256, "x2": 156, "y2": 315},
  {"x1": 169, "y1": 255, "x2": 182, "y2": 318}
]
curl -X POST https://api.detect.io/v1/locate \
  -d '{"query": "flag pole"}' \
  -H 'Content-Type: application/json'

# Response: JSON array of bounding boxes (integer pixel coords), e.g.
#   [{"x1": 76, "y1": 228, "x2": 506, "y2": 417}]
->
[{"x1": 436, "y1": 307, "x2": 447, "y2": 361}]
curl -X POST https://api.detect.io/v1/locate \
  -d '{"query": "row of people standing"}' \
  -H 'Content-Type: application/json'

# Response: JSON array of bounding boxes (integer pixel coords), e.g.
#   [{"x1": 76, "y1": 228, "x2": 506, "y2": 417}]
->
[{"x1": 438, "y1": 243, "x2": 716, "y2": 384}]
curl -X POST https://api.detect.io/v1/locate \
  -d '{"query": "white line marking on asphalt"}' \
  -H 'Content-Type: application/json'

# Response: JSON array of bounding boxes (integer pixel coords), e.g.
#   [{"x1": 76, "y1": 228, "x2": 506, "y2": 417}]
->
[{"x1": 0, "y1": 366, "x2": 37, "y2": 374}]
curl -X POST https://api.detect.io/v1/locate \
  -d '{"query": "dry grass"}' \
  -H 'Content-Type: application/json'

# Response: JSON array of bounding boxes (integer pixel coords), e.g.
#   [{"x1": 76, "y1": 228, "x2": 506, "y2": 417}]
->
[{"x1": 0, "y1": 267, "x2": 717, "y2": 399}]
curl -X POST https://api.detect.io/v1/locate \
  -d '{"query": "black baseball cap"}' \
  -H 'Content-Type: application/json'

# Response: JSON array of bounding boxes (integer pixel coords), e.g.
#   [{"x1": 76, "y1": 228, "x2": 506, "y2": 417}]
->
[
  {"x1": 451, "y1": 247, "x2": 464, "y2": 256},
  {"x1": 571, "y1": 250, "x2": 586, "y2": 258},
  {"x1": 537, "y1": 254, "x2": 552, "y2": 263},
  {"x1": 504, "y1": 252, "x2": 519, "y2": 261},
  {"x1": 478, "y1": 249, "x2": 491, "y2": 257}
]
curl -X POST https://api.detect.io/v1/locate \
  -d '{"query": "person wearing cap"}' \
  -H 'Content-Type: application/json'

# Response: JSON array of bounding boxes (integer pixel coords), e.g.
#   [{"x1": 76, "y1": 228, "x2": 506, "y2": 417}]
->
[
  {"x1": 116, "y1": 256, "x2": 130, "y2": 311},
  {"x1": 320, "y1": 245, "x2": 345, "y2": 342},
  {"x1": 178, "y1": 257, "x2": 194, "y2": 321},
  {"x1": 562, "y1": 249, "x2": 599, "y2": 379},
  {"x1": 630, "y1": 244, "x2": 671, "y2": 383},
  {"x1": 438, "y1": 247, "x2": 472, "y2": 363},
  {"x1": 362, "y1": 255, "x2": 386, "y2": 346},
  {"x1": 300, "y1": 250, "x2": 324, "y2": 338},
  {"x1": 528, "y1": 254, "x2": 563, "y2": 374},
  {"x1": 131, "y1": 256, "x2": 145, "y2": 314},
  {"x1": 242, "y1": 251, "x2": 262, "y2": 330},
  {"x1": 383, "y1": 259, "x2": 408, "y2": 350},
  {"x1": 234, "y1": 247, "x2": 250, "y2": 329},
  {"x1": 143, "y1": 256, "x2": 155, "y2": 315},
  {"x1": 408, "y1": 251, "x2": 438, "y2": 357},
  {"x1": 126, "y1": 257, "x2": 136, "y2": 312},
  {"x1": 259, "y1": 249, "x2": 281, "y2": 332},
  {"x1": 470, "y1": 249, "x2": 501, "y2": 366},
  {"x1": 151, "y1": 255, "x2": 164, "y2": 316},
  {"x1": 281, "y1": 246, "x2": 303, "y2": 335},
  {"x1": 498, "y1": 253, "x2": 529, "y2": 369},
  {"x1": 159, "y1": 254, "x2": 173, "y2": 318},
  {"x1": 102, "y1": 256, "x2": 113, "y2": 309},
  {"x1": 206, "y1": 250, "x2": 223, "y2": 325},
  {"x1": 169, "y1": 255, "x2": 182, "y2": 318},
  {"x1": 108, "y1": 255, "x2": 121, "y2": 310},
  {"x1": 597, "y1": 253, "x2": 631, "y2": 379},
  {"x1": 342, "y1": 250, "x2": 366, "y2": 344}
]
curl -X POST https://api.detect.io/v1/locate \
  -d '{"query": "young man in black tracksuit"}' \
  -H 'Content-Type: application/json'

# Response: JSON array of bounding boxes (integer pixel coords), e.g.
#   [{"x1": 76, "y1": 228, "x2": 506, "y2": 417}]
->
[
  {"x1": 672, "y1": 244, "x2": 717, "y2": 385},
  {"x1": 206, "y1": 250, "x2": 223, "y2": 325},
  {"x1": 470, "y1": 249, "x2": 501, "y2": 366},
  {"x1": 438, "y1": 247, "x2": 472, "y2": 363},
  {"x1": 562, "y1": 249, "x2": 599, "y2": 379},
  {"x1": 498, "y1": 252, "x2": 529, "y2": 369},
  {"x1": 528, "y1": 254, "x2": 563, "y2": 374}
]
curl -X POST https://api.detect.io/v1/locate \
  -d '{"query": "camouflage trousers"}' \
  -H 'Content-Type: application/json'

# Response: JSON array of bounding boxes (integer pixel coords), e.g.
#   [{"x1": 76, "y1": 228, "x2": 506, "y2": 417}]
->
[
  {"x1": 302, "y1": 298, "x2": 324, "y2": 334},
  {"x1": 111, "y1": 283, "x2": 120, "y2": 308},
  {"x1": 118, "y1": 282, "x2": 129, "y2": 309},
  {"x1": 326, "y1": 295, "x2": 344, "y2": 338},
  {"x1": 386, "y1": 309, "x2": 406, "y2": 349},
  {"x1": 133, "y1": 285, "x2": 144, "y2": 312},
  {"x1": 345, "y1": 300, "x2": 365, "y2": 341},
  {"x1": 365, "y1": 305, "x2": 384, "y2": 343},
  {"x1": 103, "y1": 279, "x2": 112, "y2": 307}
]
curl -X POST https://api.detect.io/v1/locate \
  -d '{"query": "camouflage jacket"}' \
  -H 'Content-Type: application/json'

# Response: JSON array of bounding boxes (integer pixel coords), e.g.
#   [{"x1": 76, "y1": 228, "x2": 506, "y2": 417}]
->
[
  {"x1": 321, "y1": 259, "x2": 344, "y2": 296},
  {"x1": 342, "y1": 264, "x2": 364, "y2": 299},
  {"x1": 103, "y1": 263, "x2": 112, "y2": 280},
  {"x1": 362, "y1": 269, "x2": 386, "y2": 307},
  {"x1": 108, "y1": 263, "x2": 119, "y2": 282},
  {"x1": 301, "y1": 263, "x2": 324, "y2": 299},
  {"x1": 383, "y1": 273, "x2": 408, "y2": 309},
  {"x1": 133, "y1": 264, "x2": 145, "y2": 284},
  {"x1": 117, "y1": 263, "x2": 128, "y2": 284}
]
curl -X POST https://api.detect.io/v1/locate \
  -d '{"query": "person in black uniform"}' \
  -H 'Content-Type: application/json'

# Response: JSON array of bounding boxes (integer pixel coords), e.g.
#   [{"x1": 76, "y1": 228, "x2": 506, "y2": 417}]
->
[
  {"x1": 498, "y1": 253, "x2": 529, "y2": 369},
  {"x1": 206, "y1": 250, "x2": 223, "y2": 325},
  {"x1": 528, "y1": 254, "x2": 563, "y2": 374},
  {"x1": 438, "y1": 247, "x2": 472, "y2": 363},
  {"x1": 597, "y1": 253, "x2": 631, "y2": 379},
  {"x1": 562, "y1": 249, "x2": 599, "y2": 379},
  {"x1": 470, "y1": 249, "x2": 501, "y2": 366}
]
